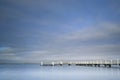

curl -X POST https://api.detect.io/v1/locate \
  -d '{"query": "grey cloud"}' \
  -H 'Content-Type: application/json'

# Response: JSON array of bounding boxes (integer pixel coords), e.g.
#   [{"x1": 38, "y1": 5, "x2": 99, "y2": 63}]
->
[
  {"x1": 58, "y1": 22, "x2": 120, "y2": 42},
  {"x1": 20, "y1": 44, "x2": 120, "y2": 61},
  {"x1": 0, "y1": 0, "x2": 120, "y2": 63}
]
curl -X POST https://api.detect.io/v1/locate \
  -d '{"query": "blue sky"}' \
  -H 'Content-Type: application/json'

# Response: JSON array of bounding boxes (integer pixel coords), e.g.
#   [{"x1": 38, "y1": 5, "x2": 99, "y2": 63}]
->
[{"x1": 0, "y1": 0, "x2": 120, "y2": 63}]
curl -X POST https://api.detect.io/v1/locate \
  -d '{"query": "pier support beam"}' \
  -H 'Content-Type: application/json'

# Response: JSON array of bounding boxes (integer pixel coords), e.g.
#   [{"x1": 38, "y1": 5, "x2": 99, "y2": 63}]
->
[
  {"x1": 68, "y1": 64, "x2": 71, "y2": 66},
  {"x1": 98, "y1": 64, "x2": 100, "y2": 67},
  {"x1": 104, "y1": 64, "x2": 107, "y2": 67},
  {"x1": 104, "y1": 64, "x2": 111, "y2": 67},
  {"x1": 108, "y1": 64, "x2": 111, "y2": 67}
]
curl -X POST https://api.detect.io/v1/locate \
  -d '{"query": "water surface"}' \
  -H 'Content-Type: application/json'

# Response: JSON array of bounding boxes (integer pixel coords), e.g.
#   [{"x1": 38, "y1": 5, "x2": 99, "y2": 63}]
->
[{"x1": 0, "y1": 64, "x2": 120, "y2": 80}]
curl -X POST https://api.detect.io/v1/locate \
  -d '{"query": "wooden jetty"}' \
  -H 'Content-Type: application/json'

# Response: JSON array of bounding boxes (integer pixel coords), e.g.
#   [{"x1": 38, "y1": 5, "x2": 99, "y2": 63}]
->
[{"x1": 40, "y1": 59, "x2": 120, "y2": 67}]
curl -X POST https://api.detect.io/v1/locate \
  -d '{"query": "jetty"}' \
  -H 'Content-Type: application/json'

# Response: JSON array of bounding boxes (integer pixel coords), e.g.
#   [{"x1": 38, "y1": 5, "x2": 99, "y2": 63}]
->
[{"x1": 40, "y1": 59, "x2": 120, "y2": 67}]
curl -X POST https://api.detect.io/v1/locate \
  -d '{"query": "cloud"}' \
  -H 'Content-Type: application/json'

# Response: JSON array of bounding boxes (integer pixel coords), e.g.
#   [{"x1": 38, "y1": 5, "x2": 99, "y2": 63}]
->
[
  {"x1": 0, "y1": 0, "x2": 120, "y2": 63},
  {"x1": 33, "y1": 21, "x2": 120, "y2": 60},
  {"x1": 0, "y1": 48, "x2": 21, "y2": 63},
  {"x1": 0, "y1": 17, "x2": 120, "y2": 62},
  {"x1": 57, "y1": 22, "x2": 120, "y2": 42}
]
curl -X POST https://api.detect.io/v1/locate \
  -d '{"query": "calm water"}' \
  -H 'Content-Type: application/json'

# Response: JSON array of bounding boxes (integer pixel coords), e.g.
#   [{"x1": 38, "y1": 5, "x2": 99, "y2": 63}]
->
[{"x1": 0, "y1": 64, "x2": 120, "y2": 80}]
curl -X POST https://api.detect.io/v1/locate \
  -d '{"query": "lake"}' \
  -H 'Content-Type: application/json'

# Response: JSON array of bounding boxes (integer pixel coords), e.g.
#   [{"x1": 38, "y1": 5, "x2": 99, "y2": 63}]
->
[{"x1": 0, "y1": 64, "x2": 120, "y2": 80}]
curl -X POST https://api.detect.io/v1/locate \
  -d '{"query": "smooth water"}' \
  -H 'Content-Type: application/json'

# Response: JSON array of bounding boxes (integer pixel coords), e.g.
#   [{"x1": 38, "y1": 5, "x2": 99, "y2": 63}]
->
[{"x1": 0, "y1": 64, "x2": 120, "y2": 80}]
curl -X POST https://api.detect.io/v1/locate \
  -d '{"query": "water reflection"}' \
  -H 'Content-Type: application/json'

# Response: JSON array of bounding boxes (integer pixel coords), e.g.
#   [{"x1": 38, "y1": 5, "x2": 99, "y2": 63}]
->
[
  {"x1": 0, "y1": 64, "x2": 120, "y2": 80},
  {"x1": 35, "y1": 66, "x2": 120, "y2": 80}
]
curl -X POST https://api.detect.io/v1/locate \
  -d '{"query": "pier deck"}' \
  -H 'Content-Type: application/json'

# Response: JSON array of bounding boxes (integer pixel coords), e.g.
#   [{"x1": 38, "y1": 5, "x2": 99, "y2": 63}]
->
[{"x1": 40, "y1": 60, "x2": 120, "y2": 67}]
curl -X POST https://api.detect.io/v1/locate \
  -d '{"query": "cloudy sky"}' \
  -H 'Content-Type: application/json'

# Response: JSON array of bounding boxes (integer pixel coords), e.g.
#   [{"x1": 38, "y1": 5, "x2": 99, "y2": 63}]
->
[{"x1": 0, "y1": 0, "x2": 120, "y2": 63}]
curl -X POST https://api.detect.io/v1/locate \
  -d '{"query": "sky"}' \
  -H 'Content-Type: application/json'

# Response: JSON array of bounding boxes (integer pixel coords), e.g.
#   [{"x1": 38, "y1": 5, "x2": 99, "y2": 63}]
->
[{"x1": 0, "y1": 0, "x2": 120, "y2": 63}]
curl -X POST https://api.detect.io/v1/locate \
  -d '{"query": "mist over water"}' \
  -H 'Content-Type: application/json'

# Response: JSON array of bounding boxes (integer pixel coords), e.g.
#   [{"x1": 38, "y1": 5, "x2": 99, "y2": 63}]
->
[{"x1": 0, "y1": 64, "x2": 120, "y2": 80}]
